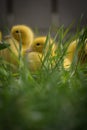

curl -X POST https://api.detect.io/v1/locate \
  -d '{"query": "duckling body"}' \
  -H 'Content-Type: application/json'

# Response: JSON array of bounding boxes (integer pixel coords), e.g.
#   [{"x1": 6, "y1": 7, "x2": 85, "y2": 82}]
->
[
  {"x1": 64, "y1": 39, "x2": 87, "y2": 68},
  {"x1": 0, "y1": 35, "x2": 19, "y2": 65},
  {"x1": 25, "y1": 36, "x2": 56, "y2": 72},
  {"x1": 63, "y1": 40, "x2": 77, "y2": 68},
  {"x1": 25, "y1": 52, "x2": 42, "y2": 72}
]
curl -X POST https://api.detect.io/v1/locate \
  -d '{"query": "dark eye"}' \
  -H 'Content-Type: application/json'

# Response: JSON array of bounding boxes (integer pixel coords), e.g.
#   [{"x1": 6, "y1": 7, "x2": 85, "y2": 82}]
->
[
  {"x1": 36, "y1": 43, "x2": 40, "y2": 46},
  {"x1": 15, "y1": 30, "x2": 19, "y2": 33}
]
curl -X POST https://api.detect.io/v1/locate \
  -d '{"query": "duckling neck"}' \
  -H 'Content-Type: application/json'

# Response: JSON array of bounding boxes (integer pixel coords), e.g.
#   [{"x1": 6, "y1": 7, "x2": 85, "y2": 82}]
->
[{"x1": 22, "y1": 41, "x2": 29, "y2": 47}]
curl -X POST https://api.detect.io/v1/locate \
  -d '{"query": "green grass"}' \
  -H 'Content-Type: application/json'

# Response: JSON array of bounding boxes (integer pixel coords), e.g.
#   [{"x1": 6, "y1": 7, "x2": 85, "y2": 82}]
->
[{"x1": 0, "y1": 25, "x2": 87, "y2": 130}]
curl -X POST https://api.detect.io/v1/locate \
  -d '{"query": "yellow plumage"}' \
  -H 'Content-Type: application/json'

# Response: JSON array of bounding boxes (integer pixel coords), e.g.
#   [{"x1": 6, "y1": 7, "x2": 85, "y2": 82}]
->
[
  {"x1": 0, "y1": 35, "x2": 19, "y2": 65},
  {"x1": 11, "y1": 24, "x2": 34, "y2": 54},
  {"x1": 25, "y1": 36, "x2": 56, "y2": 72},
  {"x1": 0, "y1": 31, "x2": 2, "y2": 41},
  {"x1": 26, "y1": 36, "x2": 56, "y2": 56},
  {"x1": 63, "y1": 58, "x2": 72, "y2": 69},
  {"x1": 65, "y1": 40, "x2": 78, "y2": 61},
  {"x1": 63, "y1": 40, "x2": 78, "y2": 68},
  {"x1": 0, "y1": 25, "x2": 34, "y2": 69},
  {"x1": 25, "y1": 52, "x2": 42, "y2": 72},
  {"x1": 84, "y1": 40, "x2": 87, "y2": 54},
  {"x1": 64, "y1": 39, "x2": 87, "y2": 68}
]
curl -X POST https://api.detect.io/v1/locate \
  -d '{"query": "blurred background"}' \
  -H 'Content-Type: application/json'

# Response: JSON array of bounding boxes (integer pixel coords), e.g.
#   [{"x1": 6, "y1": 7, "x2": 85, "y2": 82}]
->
[{"x1": 0, "y1": 0, "x2": 87, "y2": 34}]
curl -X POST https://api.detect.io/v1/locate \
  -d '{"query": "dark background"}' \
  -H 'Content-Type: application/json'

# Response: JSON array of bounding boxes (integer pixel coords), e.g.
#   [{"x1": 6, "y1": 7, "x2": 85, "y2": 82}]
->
[{"x1": 0, "y1": 0, "x2": 87, "y2": 34}]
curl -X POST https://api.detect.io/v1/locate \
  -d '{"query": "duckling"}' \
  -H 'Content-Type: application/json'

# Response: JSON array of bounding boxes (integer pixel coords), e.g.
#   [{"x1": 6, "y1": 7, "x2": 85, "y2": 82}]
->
[
  {"x1": 11, "y1": 25, "x2": 34, "y2": 54},
  {"x1": 63, "y1": 39, "x2": 87, "y2": 69},
  {"x1": 25, "y1": 36, "x2": 56, "y2": 72}
]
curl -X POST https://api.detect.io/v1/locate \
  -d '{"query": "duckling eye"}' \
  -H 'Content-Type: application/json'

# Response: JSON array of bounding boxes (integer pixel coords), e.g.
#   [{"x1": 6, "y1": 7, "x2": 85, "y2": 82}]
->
[
  {"x1": 15, "y1": 30, "x2": 19, "y2": 33},
  {"x1": 36, "y1": 43, "x2": 40, "y2": 46}
]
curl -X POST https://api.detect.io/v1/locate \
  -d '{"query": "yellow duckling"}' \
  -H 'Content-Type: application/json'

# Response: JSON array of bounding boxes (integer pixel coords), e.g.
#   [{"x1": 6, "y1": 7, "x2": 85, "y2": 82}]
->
[
  {"x1": 11, "y1": 25, "x2": 34, "y2": 54},
  {"x1": 0, "y1": 35, "x2": 19, "y2": 65},
  {"x1": 64, "y1": 39, "x2": 87, "y2": 68},
  {"x1": 25, "y1": 36, "x2": 56, "y2": 72}
]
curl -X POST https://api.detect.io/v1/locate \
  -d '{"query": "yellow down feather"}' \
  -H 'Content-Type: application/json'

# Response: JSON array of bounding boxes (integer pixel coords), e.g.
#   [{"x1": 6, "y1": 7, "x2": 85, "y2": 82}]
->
[
  {"x1": 25, "y1": 36, "x2": 56, "y2": 72},
  {"x1": 26, "y1": 36, "x2": 56, "y2": 56},
  {"x1": 0, "y1": 31, "x2": 2, "y2": 41},
  {"x1": 25, "y1": 52, "x2": 42, "y2": 72},
  {"x1": 0, "y1": 35, "x2": 19, "y2": 65},
  {"x1": 64, "y1": 39, "x2": 87, "y2": 68},
  {"x1": 11, "y1": 24, "x2": 34, "y2": 54}
]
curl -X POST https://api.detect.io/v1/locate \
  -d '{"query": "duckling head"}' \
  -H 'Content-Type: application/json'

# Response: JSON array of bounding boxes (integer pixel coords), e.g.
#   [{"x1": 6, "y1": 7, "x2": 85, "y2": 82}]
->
[
  {"x1": 26, "y1": 36, "x2": 55, "y2": 54},
  {"x1": 11, "y1": 25, "x2": 34, "y2": 48},
  {"x1": 29, "y1": 36, "x2": 46, "y2": 53}
]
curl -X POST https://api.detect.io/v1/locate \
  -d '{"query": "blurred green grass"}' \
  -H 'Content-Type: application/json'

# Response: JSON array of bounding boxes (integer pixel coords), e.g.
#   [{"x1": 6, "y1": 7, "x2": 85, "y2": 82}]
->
[{"x1": 0, "y1": 24, "x2": 87, "y2": 130}]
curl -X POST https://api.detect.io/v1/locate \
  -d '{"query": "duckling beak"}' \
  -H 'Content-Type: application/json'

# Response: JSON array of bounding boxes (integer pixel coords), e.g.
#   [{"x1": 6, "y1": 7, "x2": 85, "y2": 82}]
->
[{"x1": 25, "y1": 47, "x2": 33, "y2": 53}]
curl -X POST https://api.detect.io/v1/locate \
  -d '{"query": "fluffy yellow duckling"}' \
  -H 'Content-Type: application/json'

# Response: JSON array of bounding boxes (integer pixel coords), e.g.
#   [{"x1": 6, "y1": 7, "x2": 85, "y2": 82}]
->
[
  {"x1": 11, "y1": 25, "x2": 34, "y2": 54},
  {"x1": 64, "y1": 39, "x2": 87, "y2": 68},
  {"x1": 25, "y1": 36, "x2": 56, "y2": 72},
  {"x1": 0, "y1": 35, "x2": 19, "y2": 65}
]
